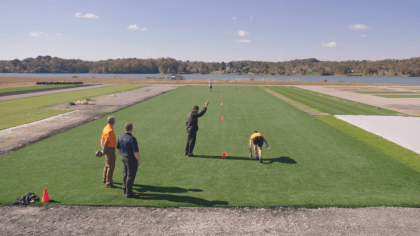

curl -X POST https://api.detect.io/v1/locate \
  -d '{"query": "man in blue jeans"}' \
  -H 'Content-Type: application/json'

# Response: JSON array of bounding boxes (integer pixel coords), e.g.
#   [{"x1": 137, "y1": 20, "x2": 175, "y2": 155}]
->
[{"x1": 117, "y1": 123, "x2": 140, "y2": 198}]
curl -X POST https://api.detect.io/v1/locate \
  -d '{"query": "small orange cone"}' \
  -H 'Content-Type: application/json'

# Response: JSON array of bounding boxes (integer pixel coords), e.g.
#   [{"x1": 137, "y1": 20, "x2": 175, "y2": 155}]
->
[
  {"x1": 221, "y1": 95, "x2": 223, "y2": 97},
  {"x1": 221, "y1": 116, "x2": 224, "y2": 120},
  {"x1": 222, "y1": 151, "x2": 226, "y2": 158},
  {"x1": 239, "y1": 90, "x2": 241, "y2": 92},
  {"x1": 221, "y1": 90, "x2": 223, "y2": 92},
  {"x1": 221, "y1": 102, "x2": 223, "y2": 105},
  {"x1": 41, "y1": 188, "x2": 50, "y2": 203}
]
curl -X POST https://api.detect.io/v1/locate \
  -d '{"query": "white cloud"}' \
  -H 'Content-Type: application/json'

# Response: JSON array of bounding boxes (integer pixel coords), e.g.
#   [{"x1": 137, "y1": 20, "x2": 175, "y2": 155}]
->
[
  {"x1": 74, "y1": 12, "x2": 99, "y2": 19},
  {"x1": 321, "y1": 42, "x2": 339, "y2": 48},
  {"x1": 29, "y1": 32, "x2": 43, "y2": 37},
  {"x1": 232, "y1": 16, "x2": 237, "y2": 22},
  {"x1": 127, "y1": 24, "x2": 147, "y2": 30},
  {"x1": 360, "y1": 34, "x2": 366, "y2": 37},
  {"x1": 56, "y1": 33, "x2": 62, "y2": 36},
  {"x1": 349, "y1": 24, "x2": 369, "y2": 30},
  {"x1": 250, "y1": 16, "x2": 254, "y2": 21},
  {"x1": 234, "y1": 39, "x2": 251, "y2": 43},
  {"x1": 238, "y1": 30, "x2": 249, "y2": 37}
]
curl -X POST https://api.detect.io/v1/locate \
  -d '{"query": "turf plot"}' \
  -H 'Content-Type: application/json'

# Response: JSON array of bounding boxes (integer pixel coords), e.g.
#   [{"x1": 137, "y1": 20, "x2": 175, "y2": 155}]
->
[
  {"x1": 266, "y1": 86, "x2": 400, "y2": 115},
  {"x1": 0, "y1": 84, "x2": 75, "y2": 94},
  {"x1": 1, "y1": 86, "x2": 420, "y2": 207},
  {"x1": 0, "y1": 84, "x2": 146, "y2": 130}
]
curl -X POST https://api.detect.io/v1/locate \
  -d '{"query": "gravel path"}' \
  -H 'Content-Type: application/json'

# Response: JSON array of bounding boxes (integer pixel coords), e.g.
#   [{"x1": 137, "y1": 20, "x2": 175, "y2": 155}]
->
[
  {"x1": 1, "y1": 205, "x2": 420, "y2": 235},
  {"x1": 335, "y1": 115, "x2": 420, "y2": 154},
  {"x1": 295, "y1": 85, "x2": 420, "y2": 116}
]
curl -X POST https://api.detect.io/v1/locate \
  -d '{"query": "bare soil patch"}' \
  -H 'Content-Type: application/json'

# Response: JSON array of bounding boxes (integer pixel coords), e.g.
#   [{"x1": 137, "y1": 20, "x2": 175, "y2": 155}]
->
[{"x1": 1, "y1": 205, "x2": 420, "y2": 235}]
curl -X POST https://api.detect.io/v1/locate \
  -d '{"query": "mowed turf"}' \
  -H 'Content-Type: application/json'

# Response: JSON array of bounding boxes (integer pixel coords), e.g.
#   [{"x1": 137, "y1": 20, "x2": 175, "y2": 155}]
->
[
  {"x1": 1, "y1": 86, "x2": 420, "y2": 207},
  {"x1": 0, "y1": 84, "x2": 75, "y2": 94},
  {"x1": 266, "y1": 86, "x2": 400, "y2": 115},
  {"x1": 0, "y1": 84, "x2": 146, "y2": 130}
]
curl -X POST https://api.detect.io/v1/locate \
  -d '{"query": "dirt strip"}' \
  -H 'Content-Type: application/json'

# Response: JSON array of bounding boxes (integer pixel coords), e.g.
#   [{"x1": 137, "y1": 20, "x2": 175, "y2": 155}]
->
[
  {"x1": 1, "y1": 206, "x2": 420, "y2": 235},
  {"x1": 0, "y1": 85, "x2": 182, "y2": 156},
  {"x1": 295, "y1": 85, "x2": 420, "y2": 116}
]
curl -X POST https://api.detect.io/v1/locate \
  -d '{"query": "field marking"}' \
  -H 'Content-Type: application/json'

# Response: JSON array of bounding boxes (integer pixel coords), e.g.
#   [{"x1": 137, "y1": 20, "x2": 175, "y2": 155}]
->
[
  {"x1": 335, "y1": 115, "x2": 420, "y2": 155},
  {"x1": 262, "y1": 87, "x2": 329, "y2": 115}
]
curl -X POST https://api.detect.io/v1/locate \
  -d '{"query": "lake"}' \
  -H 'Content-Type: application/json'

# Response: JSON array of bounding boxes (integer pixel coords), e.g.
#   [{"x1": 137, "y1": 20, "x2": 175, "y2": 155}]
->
[{"x1": 1, "y1": 73, "x2": 420, "y2": 85}]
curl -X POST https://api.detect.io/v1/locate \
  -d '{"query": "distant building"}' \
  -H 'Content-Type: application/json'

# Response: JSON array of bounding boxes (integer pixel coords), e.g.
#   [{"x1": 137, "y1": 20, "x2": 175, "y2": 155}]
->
[
  {"x1": 307, "y1": 68, "x2": 317, "y2": 73},
  {"x1": 250, "y1": 68, "x2": 261, "y2": 73},
  {"x1": 227, "y1": 66, "x2": 240, "y2": 73}
]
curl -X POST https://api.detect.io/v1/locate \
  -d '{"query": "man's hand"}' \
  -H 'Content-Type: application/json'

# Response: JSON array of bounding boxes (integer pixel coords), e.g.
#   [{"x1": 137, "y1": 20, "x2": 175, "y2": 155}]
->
[
  {"x1": 267, "y1": 145, "x2": 271, "y2": 150},
  {"x1": 137, "y1": 160, "x2": 140, "y2": 166},
  {"x1": 249, "y1": 153, "x2": 252, "y2": 159},
  {"x1": 205, "y1": 101, "x2": 209, "y2": 107}
]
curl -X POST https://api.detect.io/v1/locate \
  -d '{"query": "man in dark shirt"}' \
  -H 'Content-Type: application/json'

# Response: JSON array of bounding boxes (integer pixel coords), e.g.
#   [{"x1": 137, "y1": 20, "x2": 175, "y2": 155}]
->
[
  {"x1": 185, "y1": 101, "x2": 209, "y2": 157},
  {"x1": 117, "y1": 123, "x2": 140, "y2": 198}
]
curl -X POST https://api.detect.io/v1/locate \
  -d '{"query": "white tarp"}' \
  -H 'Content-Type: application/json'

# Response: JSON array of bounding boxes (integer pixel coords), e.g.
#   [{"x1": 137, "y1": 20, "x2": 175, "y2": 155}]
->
[{"x1": 334, "y1": 115, "x2": 420, "y2": 155}]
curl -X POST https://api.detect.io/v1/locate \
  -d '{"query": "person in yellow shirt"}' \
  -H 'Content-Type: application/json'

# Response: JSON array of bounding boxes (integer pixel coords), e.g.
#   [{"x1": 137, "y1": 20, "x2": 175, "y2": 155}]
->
[
  {"x1": 249, "y1": 131, "x2": 270, "y2": 163},
  {"x1": 101, "y1": 116, "x2": 117, "y2": 188}
]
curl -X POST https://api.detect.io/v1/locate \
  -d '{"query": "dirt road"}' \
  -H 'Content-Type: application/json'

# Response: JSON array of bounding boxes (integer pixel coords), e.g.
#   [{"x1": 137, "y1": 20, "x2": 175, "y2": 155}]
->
[{"x1": 1, "y1": 205, "x2": 420, "y2": 235}]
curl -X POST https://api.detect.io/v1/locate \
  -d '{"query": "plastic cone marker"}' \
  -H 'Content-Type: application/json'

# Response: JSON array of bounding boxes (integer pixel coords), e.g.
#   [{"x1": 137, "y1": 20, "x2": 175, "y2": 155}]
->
[
  {"x1": 221, "y1": 116, "x2": 224, "y2": 120},
  {"x1": 222, "y1": 151, "x2": 226, "y2": 158},
  {"x1": 221, "y1": 95, "x2": 223, "y2": 97},
  {"x1": 41, "y1": 188, "x2": 50, "y2": 203},
  {"x1": 221, "y1": 102, "x2": 223, "y2": 105}
]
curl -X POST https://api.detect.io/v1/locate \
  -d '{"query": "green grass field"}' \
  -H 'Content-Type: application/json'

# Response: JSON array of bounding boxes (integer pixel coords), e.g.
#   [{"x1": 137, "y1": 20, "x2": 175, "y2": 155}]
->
[
  {"x1": 0, "y1": 84, "x2": 75, "y2": 94},
  {"x1": 356, "y1": 91, "x2": 418, "y2": 94},
  {"x1": 0, "y1": 85, "x2": 146, "y2": 130},
  {"x1": 2, "y1": 86, "x2": 420, "y2": 207},
  {"x1": 265, "y1": 86, "x2": 400, "y2": 115}
]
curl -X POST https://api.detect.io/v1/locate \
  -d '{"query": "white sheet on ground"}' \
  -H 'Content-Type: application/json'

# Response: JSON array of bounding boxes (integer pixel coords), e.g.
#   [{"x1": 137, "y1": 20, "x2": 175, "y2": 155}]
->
[{"x1": 334, "y1": 115, "x2": 420, "y2": 155}]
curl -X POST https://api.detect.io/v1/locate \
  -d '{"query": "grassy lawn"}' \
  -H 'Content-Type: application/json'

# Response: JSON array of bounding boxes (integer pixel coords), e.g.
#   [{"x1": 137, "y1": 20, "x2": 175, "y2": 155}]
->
[
  {"x1": 0, "y1": 84, "x2": 76, "y2": 94},
  {"x1": 2, "y1": 86, "x2": 420, "y2": 207},
  {"x1": 265, "y1": 86, "x2": 400, "y2": 115},
  {"x1": 0, "y1": 85, "x2": 146, "y2": 130}
]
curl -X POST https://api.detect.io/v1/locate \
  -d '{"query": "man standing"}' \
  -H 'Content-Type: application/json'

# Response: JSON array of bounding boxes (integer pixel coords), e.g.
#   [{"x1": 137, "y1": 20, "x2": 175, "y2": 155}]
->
[
  {"x1": 117, "y1": 123, "x2": 140, "y2": 198},
  {"x1": 185, "y1": 101, "x2": 209, "y2": 157},
  {"x1": 209, "y1": 79, "x2": 212, "y2": 92},
  {"x1": 101, "y1": 116, "x2": 117, "y2": 188},
  {"x1": 249, "y1": 131, "x2": 270, "y2": 163}
]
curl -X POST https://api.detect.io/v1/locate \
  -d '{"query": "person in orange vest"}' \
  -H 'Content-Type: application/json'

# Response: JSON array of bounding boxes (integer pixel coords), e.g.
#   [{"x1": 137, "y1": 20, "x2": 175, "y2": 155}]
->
[
  {"x1": 101, "y1": 116, "x2": 117, "y2": 188},
  {"x1": 249, "y1": 131, "x2": 270, "y2": 163}
]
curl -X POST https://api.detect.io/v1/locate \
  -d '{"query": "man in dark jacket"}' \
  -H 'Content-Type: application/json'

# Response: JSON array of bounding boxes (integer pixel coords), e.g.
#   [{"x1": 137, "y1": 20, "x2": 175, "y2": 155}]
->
[
  {"x1": 117, "y1": 123, "x2": 140, "y2": 198},
  {"x1": 185, "y1": 101, "x2": 209, "y2": 157}
]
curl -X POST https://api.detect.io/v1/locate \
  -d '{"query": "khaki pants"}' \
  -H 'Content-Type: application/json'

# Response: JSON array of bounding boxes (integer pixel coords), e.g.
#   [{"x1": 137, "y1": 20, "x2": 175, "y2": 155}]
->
[{"x1": 103, "y1": 147, "x2": 116, "y2": 185}]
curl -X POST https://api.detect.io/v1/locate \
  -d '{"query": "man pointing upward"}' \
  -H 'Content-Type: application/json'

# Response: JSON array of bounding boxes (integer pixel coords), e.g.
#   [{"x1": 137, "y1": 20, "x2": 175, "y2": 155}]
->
[{"x1": 185, "y1": 101, "x2": 209, "y2": 157}]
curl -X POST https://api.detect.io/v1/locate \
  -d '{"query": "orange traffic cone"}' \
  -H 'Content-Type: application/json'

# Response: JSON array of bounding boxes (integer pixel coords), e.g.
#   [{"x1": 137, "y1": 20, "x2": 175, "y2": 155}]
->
[
  {"x1": 41, "y1": 188, "x2": 50, "y2": 203},
  {"x1": 221, "y1": 95, "x2": 223, "y2": 97},
  {"x1": 221, "y1": 90, "x2": 223, "y2": 92},
  {"x1": 221, "y1": 116, "x2": 224, "y2": 120},
  {"x1": 222, "y1": 151, "x2": 226, "y2": 158},
  {"x1": 221, "y1": 102, "x2": 223, "y2": 105},
  {"x1": 239, "y1": 90, "x2": 241, "y2": 92}
]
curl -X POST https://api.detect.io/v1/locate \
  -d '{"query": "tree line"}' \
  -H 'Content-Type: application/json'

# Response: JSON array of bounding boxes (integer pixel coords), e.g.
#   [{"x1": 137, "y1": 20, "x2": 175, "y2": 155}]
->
[{"x1": 1, "y1": 56, "x2": 420, "y2": 77}]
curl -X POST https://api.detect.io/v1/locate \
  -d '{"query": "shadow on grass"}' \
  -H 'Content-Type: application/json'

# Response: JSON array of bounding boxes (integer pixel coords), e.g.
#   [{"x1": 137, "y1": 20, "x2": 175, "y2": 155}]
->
[
  {"x1": 111, "y1": 183, "x2": 228, "y2": 206},
  {"x1": 194, "y1": 155, "x2": 297, "y2": 164}
]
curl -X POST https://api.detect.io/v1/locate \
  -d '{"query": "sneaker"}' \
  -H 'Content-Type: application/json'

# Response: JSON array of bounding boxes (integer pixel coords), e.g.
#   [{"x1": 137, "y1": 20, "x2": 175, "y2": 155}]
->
[
  {"x1": 106, "y1": 184, "x2": 117, "y2": 188},
  {"x1": 188, "y1": 154, "x2": 196, "y2": 157},
  {"x1": 260, "y1": 159, "x2": 263, "y2": 163},
  {"x1": 255, "y1": 157, "x2": 259, "y2": 160}
]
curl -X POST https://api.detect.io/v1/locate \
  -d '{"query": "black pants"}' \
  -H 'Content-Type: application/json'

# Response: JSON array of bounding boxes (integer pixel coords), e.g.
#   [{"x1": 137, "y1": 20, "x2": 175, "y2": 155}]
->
[
  {"x1": 121, "y1": 156, "x2": 138, "y2": 195},
  {"x1": 185, "y1": 130, "x2": 197, "y2": 155}
]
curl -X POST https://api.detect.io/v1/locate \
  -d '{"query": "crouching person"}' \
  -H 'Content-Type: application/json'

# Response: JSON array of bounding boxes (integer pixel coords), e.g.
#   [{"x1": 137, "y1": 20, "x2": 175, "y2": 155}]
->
[{"x1": 117, "y1": 123, "x2": 141, "y2": 198}]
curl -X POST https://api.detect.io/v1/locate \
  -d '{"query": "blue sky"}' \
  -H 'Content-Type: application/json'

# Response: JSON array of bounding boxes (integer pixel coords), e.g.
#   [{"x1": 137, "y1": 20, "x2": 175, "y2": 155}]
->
[{"x1": 0, "y1": 0, "x2": 419, "y2": 62}]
